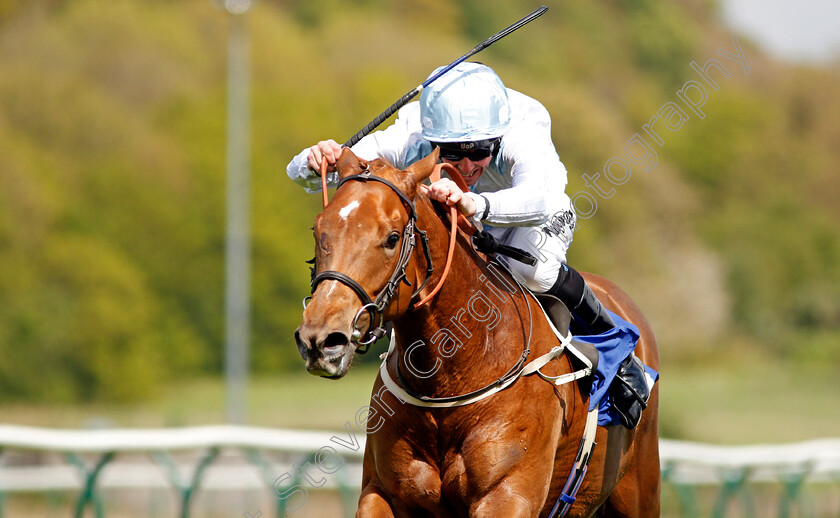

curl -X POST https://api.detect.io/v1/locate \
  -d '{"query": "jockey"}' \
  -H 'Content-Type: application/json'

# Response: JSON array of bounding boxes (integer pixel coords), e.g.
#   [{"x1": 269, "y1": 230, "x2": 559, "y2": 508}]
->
[
  {"x1": 287, "y1": 62, "x2": 616, "y2": 333},
  {"x1": 286, "y1": 62, "x2": 649, "y2": 426}
]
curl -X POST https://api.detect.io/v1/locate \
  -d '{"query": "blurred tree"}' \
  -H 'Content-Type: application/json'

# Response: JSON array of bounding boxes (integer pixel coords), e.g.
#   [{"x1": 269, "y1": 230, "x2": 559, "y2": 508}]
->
[{"x1": 0, "y1": 0, "x2": 838, "y2": 402}]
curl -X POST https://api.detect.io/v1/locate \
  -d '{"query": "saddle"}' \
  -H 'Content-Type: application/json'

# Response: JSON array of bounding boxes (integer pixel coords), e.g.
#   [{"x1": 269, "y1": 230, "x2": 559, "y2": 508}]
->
[
  {"x1": 534, "y1": 292, "x2": 651, "y2": 429},
  {"x1": 535, "y1": 293, "x2": 599, "y2": 372},
  {"x1": 477, "y1": 252, "x2": 651, "y2": 429}
]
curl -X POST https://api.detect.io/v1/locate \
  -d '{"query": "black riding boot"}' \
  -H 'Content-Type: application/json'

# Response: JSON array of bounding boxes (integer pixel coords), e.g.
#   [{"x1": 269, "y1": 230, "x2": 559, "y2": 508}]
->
[
  {"x1": 545, "y1": 264, "x2": 615, "y2": 335},
  {"x1": 545, "y1": 264, "x2": 651, "y2": 429},
  {"x1": 612, "y1": 354, "x2": 651, "y2": 428}
]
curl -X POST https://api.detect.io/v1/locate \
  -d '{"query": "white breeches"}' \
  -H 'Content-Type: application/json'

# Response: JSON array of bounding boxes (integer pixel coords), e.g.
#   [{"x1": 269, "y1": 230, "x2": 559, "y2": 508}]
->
[{"x1": 486, "y1": 208, "x2": 576, "y2": 293}]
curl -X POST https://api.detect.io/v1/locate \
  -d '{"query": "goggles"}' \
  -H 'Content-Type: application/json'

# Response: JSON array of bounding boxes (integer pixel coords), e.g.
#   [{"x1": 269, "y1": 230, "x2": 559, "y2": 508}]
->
[{"x1": 431, "y1": 138, "x2": 500, "y2": 162}]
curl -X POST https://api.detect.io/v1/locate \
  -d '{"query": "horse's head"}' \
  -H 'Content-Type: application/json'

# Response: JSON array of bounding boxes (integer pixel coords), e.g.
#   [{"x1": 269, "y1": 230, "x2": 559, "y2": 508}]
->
[{"x1": 295, "y1": 147, "x2": 439, "y2": 378}]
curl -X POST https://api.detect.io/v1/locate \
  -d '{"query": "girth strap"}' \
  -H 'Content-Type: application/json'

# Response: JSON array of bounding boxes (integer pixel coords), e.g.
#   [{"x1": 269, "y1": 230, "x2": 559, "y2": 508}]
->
[{"x1": 548, "y1": 408, "x2": 599, "y2": 518}]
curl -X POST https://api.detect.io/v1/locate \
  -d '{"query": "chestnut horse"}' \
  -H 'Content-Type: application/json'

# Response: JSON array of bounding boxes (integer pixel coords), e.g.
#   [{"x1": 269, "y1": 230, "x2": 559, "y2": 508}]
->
[{"x1": 295, "y1": 147, "x2": 660, "y2": 517}]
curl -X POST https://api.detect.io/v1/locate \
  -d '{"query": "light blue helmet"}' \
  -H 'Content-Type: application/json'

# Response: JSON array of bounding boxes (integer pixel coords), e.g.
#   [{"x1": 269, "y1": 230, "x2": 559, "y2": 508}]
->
[{"x1": 420, "y1": 62, "x2": 511, "y2": 143}]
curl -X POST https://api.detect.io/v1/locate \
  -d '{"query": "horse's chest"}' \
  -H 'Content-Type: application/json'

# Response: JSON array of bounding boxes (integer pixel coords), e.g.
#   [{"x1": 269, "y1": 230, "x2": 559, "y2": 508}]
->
[
  {"x1": 376, "y1": 446, "x2": 472, "y2": 510},
  {"x1": 376, "y1": 424, "x2": 525, "y2": 510},
  {"x1": 439, "y1": 452, "x2": 471, "y2": 503}
]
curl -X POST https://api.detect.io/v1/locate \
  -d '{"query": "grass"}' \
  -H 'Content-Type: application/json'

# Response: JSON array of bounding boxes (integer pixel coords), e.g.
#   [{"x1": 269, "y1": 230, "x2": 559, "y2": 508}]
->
[
  {"x1": 0, "y1": 364, "x2": 381, "y2": 430},
  {"x1": 659, "y1": 355, "x2": 840, "y2": 444},
  {"x1": 1, "y1": 354, "x2": 839, "y2": 445}
]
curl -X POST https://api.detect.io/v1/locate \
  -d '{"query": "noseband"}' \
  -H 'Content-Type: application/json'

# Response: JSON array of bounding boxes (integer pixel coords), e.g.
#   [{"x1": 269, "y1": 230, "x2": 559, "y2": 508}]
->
[{"x1": 309, "y1": 166, "x2": 434, "y2": 353}]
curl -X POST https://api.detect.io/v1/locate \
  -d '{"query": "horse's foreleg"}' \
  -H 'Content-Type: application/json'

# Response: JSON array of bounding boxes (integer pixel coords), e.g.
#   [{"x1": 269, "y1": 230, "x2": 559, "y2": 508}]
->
[
  {"x1": 357, "y1": 483, "x2": 395, "y2": 518},
  {"x1": 601, "y1": 389, "x2": 661, "y2": 518},
  {"x1": 599, "y1": 451, "x2": 661, "y2": 518}
]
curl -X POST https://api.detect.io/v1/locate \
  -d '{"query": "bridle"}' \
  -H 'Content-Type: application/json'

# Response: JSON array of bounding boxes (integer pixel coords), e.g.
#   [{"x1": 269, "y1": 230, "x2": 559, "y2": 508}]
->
[
  {"x1": 308, "y1": 162, "x2": 435, "y2": 353},
  {"x1": 306, "y1": 155, "x2": 555, "y2": 409},
  {"x1": 307, "y1": 154, "x2": 490, "y2": 354}
]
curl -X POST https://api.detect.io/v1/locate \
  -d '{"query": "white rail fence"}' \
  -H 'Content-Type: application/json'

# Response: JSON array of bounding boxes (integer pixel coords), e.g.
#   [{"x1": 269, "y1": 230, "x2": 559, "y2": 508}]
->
[{"x1": 0, "y1": 425, "x2": 839, "y2": 517}]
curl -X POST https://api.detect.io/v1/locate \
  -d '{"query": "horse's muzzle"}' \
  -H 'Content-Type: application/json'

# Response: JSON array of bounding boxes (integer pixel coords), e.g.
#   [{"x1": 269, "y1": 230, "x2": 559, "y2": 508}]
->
[{"x1": 294, "y1": 327, "x2": 354, "y2": 379}]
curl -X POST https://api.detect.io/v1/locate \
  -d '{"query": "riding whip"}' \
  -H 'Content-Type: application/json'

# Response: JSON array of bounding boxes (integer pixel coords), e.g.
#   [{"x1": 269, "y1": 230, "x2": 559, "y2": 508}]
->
[{"x1": 343, "y1": 6, "x2": 549, "y2": 148}]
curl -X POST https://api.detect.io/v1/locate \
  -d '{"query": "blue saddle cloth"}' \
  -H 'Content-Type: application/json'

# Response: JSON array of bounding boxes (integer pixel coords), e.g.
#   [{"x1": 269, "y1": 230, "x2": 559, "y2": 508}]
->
[{"x1": 571, "y1": 310, "x2": 659, "y2": 426}]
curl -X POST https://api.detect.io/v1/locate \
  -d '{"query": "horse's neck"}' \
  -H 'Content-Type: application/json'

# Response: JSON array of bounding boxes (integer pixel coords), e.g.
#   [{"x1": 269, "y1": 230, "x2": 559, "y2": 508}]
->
[{"x1": 392, "y1": 198, "x2": 528, "y2": 396}]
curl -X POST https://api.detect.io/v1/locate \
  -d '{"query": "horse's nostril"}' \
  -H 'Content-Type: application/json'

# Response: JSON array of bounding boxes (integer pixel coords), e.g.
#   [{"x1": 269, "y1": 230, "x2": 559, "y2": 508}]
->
[
  {"x1": 294, "y1": 330, "x2": 310, "y2": 360},
  {"x1": 323, "y1": 332, "x2": 350, "y2": 352}
]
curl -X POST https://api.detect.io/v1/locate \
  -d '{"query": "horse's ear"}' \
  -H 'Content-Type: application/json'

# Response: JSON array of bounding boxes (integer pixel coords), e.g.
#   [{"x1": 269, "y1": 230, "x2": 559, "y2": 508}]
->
[
  {"x1": 405, "y1": 147, "x2": 439, "y2": 190},
  {"x1": 336, "y1": 147, "x2": 368, "y2": 181}
]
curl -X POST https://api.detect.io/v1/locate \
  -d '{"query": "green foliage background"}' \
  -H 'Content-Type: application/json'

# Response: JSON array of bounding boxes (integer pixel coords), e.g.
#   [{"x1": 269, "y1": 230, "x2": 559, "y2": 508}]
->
[{"x1": 0, "y1": 0, "x2": 838, "y2": 403}]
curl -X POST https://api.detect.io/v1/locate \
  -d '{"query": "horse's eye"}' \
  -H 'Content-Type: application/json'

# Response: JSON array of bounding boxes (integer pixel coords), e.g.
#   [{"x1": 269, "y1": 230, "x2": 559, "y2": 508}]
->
[{"x1": 384, "y1": 232, "x2": 400, "y2": 249}]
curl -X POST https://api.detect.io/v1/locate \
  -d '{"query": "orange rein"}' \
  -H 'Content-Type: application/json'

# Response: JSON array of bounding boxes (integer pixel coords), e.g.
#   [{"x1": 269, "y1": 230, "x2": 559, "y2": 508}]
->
[
  {"x1": 319, "y1": 155, "x2": 475, "y2": 310},
  {"x1": 413, "y1": 162, "x2": 476, "y2": 309},
  {"x1": 320, "y1": 156, "x2": 330, "y2": 207}
]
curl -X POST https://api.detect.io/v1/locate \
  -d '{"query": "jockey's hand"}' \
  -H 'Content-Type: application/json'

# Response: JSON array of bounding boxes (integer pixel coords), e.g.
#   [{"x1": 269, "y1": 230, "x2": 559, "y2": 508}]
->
[
  {"x1": 419, "y1": 178, "x2": 476, "y2": 217},
  {"x1": 307, "y1": 140, "x2": 343, "y2": 175}
]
